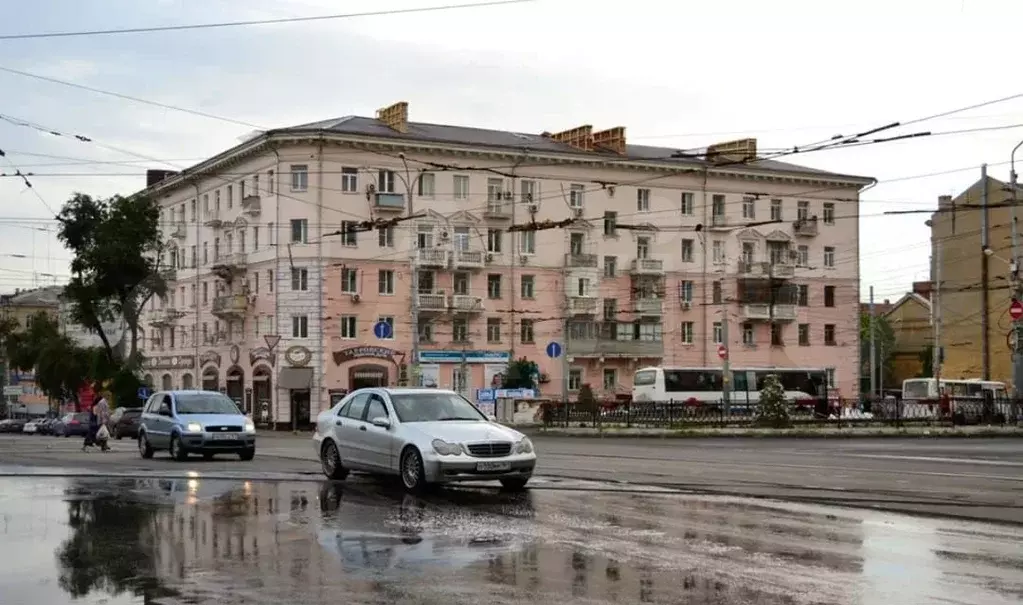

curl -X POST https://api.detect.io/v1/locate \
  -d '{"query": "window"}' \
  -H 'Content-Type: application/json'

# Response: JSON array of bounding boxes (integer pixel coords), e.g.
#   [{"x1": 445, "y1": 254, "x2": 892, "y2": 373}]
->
[
  {"x1": 520, "y1": 319, "x2": 535, "y2": 343},
  {"x1": 378, "y1": 270, "x2": 394, "y2": 295},
  {"x1": 453, "y1": 272, "x2": 469, "y2": 295},
  {"x1": 453, "y1": 175, "x2": 470, "y2": 200},
  {"x1": 190, "y1": 245, "x2": 197, "y2": 268},
  {"x1": 636, "y1": 237, "x2": 650, "y2": 259},
  {"x1": 378, "y1": 170, "x2": 396, "y2": 193},
  {"x1": 213, "y1": 238, "x2": 220, "y2": 261},
  {"x1": 202, "y1": 242, "x2": 209, "y2": 265},
  {"x1": 742, "y1": 196, "x2": 756, "y2": 219},
  {"x1": 292, "y1": 315, "x2": 309, "y2": 338},
  {"x1": 712, "y1": 241, "x2": 725, "y2": 263},
  {"x1": 290, "y1": 219, "x2": 308, "y2": 243},
  {"x1": 520, "y1": 275, "x2": 535, "y2": 299},
  {"x1": 519, "y1": 231, "x2": 535, "y2": 254},
  {"x1": 604, "y1": 256, "x2": 617, "y2": 278},
  {"x1": 378, "y1": 226, "x2": 394, "y2": 247},
  {"x1": 290, "y1": 267, "x2": 308, "y2": 291},
  {"x1": 742, "y1": 322, "x2": 755, "y2": 345},
  {"x1": 486, "y1": 177, "x2": 504, "y2": 204},
  {"x1": 822, "y1": 202, "x2": 835, "y2": 225},
  {"x1": 603, "y1": 211, "x2": 617, "y2": 236},
  {"x1": 603, "y1": 299, "x2": 616, "y2": 321},
  {"x1": 681, "y1": 239, "x2": 694, "y2": 262},
  {"x1": 768, "y1": 241, "x2": 789, "y2": 265},
  {"x1": 636, "y1": 188, "x2": 650, "y2": 211},
  {"x1": 770, "y1": 199, "x2": 782, "y2": 221},
  {"x1": 796, "y1": 245, "x2": 809, "y2": 266},
  {"x1": 340, "y1": 221, "x2": 358, "y2": 246},
  {"x1": 418, "y1": 172, "x2": 435, "y2": 197},
  {"x1": 453, "y1": 226, "x2": 470, "y2": 251},
  {"x1": 576, "y1": 277, "x2": 591, "y2": 297},
  {"x1": 679, "y1": 280, "x2": 693, "y2": 304},
  {"x1": 712, "y1": 194, "x2": 725, "y2": 218},
  {"x1": 771, "y1": 323, "x2": 783, "y2": 346},
  {"x1": 798, "y1": 285, "x2": 809, "y2": 306},
  {"x1": 253, "y1": 226, "x2": 260, "y2": 250},
  {"x1": 290, "y1": 165, "x2": 308, "y2": 191},
  {"x1": 824, "y1": 324, "x2": 836, "y2": 346},
  {"x1": 570, "y1": 233, "x2": 585, "y2": 255},
  {"x1": 826, "y1": 368, "x2": 836, "y2": 389},
  {"x1": 487, "y1": 318, "x2": 501, "y2": 343},
  {"x1": 823, "y1": 246, "x2": 836, "y2": 268},
  {"x1": 520, "y1": 179, "x2": 536, "y2": 203},
  {"x1": 418, "y1": 321, "x2": 433, "y2": 343},
  {"x1": 740, "y1": 241, "x2": 755, "y2": 264},
  {"x1": 340, "y1": 316, "x2": 357, "y2": 339},
  {"x1": 267, "y1": 270, "x2": 274, "y2": 293},
  {"x1": 452, "y1": 318, "x2": 469, "y2": 342},
  {"x1": 487, "y1": 229, "x2": 502, "y2": 253},
  {"x1": 226, "y1": 184, "x2": 233, "y2": 209},
  {"x1": 712, "y1": 322, "x2": 723, "y2": 344},
  {"x1": 797, "y1": 201, "x2": 809, "y2": 221},
  {"x1": 239, "y1": 231, "x2": 247, "y2": 253},
  {"x1": 798, "y1": 324, "x2": 810, "y2": 346},
  {"x1": 341, "y1": 268, "x2": 358, "y2": 293},
  {"x1": 712, "y1": 281, "x2": 722, "y2": 304},
  {"x1": 487, "y1": 274, "x2": 502, "y2": 299},
  {"x1": 416, "y1": 225, "x2": 434, "y2": 249},
  {"x1": 680, "y1": 192, "x2": 694, "y2": 215},
  {"x1": 254, "y1": 272, "x2": 260, "y2": 294},
  {"x1": 824, "y1": 285, "x2": 836, "y2": 307},
  {"x1": 214, "y1": 189, "x2": 221, "y2": 211},
  {"x1": 418, "y1": 270, "x2": 434, "y2": 293},
  {"x1": 680, "y1": 321, "x2": 694, "y2": 344},
  {"x1": 340, "y1": 167, "x2": 358, "y2": 193},
  {"x1": 267, "y1": 170, "x2": 275, "y2": 194},
  {"x1": 202, "y1": 282, "x2": 208, "y2": 304},
  {"x1": 568, "y1": 369, "x2": 583, "y2": 391},
  {"x1": 569, "y1": 184, "x2": 585, "y2": 208}
]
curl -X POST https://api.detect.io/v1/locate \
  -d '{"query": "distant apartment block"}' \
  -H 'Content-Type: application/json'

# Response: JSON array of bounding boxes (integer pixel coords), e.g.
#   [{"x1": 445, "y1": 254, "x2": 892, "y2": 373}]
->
[{"x1": 136, "y1": 102, "x2": 873, "y2": 427}]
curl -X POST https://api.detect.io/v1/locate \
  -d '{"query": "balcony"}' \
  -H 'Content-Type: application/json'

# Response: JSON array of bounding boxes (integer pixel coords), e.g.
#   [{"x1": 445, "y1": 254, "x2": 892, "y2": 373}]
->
[
  {"x1": 769, "y1": 262, "x2": 795, "y2": 279},
  {"x1": 738, "y1": 260, "x2": 795, "y2": 279},
  {"x1": 203, "y1": 209, "x2": 223, "y2": 228},
  {"x1": 708, "y1": 214, "x2": 730, "y2": 231},
  {"x1": 417, "y1": 248, "x2": 448, "y2": 268},
  {"x1": 483, "y1": 201, "x2": 512, "y2": 219},
  {"x1": 567, "y1": 296, "x2": 598, "y2": 315},
  {"x1": 373, "y1": 192, "x2": 405, "y2": 212},
  {"x1": 565, "y1": 253, "x2": 598, "y2": 268},
  {"x1": 569, "y1": 338, "x2": 664, "y2": 358},
  {"x1": 170, "y1": 222, "x2": 187, "y2": 239},
  {"x1": 633, "y1": 298, "x2": 663, "y2": 316},
  {"x1": 794, "y1": 217, "x2": 818, "y2": 237},
  {"x1": 741, "y1": 304, "x2": 797, "y2": 322},
  {"x1": 241, "y1": 194, "x2": 261, "y2": 215},
  {"x1": 417, "y1": 292, "x2": 448, "y2": 312},
  {"x1": 452, "y1": 249, "x2": 485, "y2": 269},
  {"x1": 159, "y1": 267, "x2": 177, "y2": 282},
  {"x1": 629, "y1": 258, "x2": 664, "y2": 275},
  {"x1": 773, "y1": 304, "x2": 797, "y2": 321},
  {"x1": 450, "y1": 294, "x2": 484, "y2": 313},
  {"x1": 212, "y1": 294, "x2": 248, "y2": 320},
  {"x1": 150, "y1": 308, "x2": 181, "y2": 327}
]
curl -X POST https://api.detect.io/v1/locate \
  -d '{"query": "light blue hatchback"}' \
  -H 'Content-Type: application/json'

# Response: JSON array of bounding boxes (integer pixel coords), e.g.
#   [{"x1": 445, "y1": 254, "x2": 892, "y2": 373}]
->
[{"x1": 137, "y1": 390, "x2": 256, "y2": 461}]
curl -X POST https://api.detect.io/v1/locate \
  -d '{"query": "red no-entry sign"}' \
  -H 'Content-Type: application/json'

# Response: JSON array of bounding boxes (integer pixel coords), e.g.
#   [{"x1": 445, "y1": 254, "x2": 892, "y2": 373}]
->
[
  {"x1": 1011, "y1": 299, "x2": 1023, "y2": 321},
  {"x1": 717, "y1": 344, "x2": 728, "y2": 359}
]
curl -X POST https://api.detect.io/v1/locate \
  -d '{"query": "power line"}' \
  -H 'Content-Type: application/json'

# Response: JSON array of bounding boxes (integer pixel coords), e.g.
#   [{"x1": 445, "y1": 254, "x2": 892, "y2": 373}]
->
[{"x1": 0, "y1": 0, "x2": 534, "y2": 40}]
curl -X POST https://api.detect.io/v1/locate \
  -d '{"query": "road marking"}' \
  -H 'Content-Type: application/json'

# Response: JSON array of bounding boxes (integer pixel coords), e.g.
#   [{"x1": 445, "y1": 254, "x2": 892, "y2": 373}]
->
[{"x1": 846, "y1": 454, "x2": 1023, "y2": 467}]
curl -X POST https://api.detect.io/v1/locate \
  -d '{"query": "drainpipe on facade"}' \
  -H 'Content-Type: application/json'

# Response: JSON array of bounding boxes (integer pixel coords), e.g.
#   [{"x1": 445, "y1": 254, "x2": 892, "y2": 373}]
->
[
  {"x1": 699, "y1": 168, "x2": 709, "y2": 368},
  {"x1": 271, "y1": 146, "x2": 281, "y2": 429},
  {"x1": 309, "y1": 140, "x2": 325, "y2": 433},
  {"x1": 192, "y1": 181, "x2": 201, "y2": 389}
]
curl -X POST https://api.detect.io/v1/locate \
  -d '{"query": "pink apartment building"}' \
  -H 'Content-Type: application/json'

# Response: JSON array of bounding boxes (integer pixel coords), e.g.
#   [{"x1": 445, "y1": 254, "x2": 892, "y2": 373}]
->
[{"x1": 137, "y1": 102, "x2": 873, "y2": 429}]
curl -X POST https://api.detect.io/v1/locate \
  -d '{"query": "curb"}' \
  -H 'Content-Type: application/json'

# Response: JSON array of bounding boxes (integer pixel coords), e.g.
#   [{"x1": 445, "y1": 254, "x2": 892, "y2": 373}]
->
[{"x1": 520, "y1": 428, "x2": 1023, "y2": 439}]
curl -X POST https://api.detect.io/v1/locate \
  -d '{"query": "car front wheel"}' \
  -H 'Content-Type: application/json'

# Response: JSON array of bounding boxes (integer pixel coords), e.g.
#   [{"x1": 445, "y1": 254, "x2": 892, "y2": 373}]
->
[
  {"x1": 321, "y1": 440, "x2": 348, "y2": 480},
  {"x1": 138, "y1": 433, "x2": 154, "y2": 459},
  {"x1": 238, "y1": 448, "x2": 255, "y2": 461},
  {"x1": 169, "y1": 435, "x2": 188, "y2": 461},
  {"x1": 400, "y1": 447, "x2": 427, "y2": 493}
]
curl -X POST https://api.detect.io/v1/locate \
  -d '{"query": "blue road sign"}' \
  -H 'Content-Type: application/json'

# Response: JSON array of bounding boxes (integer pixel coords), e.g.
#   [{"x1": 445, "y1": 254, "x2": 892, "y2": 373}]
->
[
  {"x1": 137, "y1": 386, "x2": 151, "y2": 400},
  {"x1": 373, "y1": 320, "x2": 393, "y2": 340},
  {"x1": 545, "y1": 341, "x2": 562, "y2": 359}
]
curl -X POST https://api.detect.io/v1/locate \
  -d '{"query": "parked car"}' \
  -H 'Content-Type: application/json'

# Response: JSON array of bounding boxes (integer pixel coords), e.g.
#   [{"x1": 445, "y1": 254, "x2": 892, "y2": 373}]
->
[
  {"x1": 22, "y1": 419, "x2": 41, "y2": 434},
  {"x1": 53, "y1": 413, "x2": 91, "y2": 437},
  {"x1": 107, "y1": 407, "x2": 143, "y2": 439},
  {"x1": 0, "y1": 418, "x2": 27, "y2": 433},
  {"x1": 313, "y1": 388, "x2": 536, "y2": 493},
  {"x1": 137, "y1": 390, "x2": 256, "y2": 461},
  {"x1": 34, "y1": 418, "x2": 56, "y2": 435}
]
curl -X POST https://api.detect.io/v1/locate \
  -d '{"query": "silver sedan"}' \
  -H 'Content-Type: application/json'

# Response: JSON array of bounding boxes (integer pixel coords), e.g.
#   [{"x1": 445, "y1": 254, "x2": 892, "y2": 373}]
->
[{"x1": 313, "y1": 388, "x2": 537, "y2": 492}]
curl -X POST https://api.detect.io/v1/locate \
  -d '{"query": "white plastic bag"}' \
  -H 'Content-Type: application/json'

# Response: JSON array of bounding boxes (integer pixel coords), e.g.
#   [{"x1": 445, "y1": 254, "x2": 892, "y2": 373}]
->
[{"x1": 96, "y1": 425, "x2": 110, "y2": 440}]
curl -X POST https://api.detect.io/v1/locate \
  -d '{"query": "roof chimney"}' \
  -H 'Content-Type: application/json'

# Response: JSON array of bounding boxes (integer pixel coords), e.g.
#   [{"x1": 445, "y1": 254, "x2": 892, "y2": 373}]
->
[
  {"x1": 706, "y1": 138, "x2": 758, "y2": 164},
  {"x1": 146, "y1": 169, "x2": 177, "y2": 187},
  {"x1": 912, "y1": 280, "x2": 933, "y2": 300},
  {"x1": 550, "y1": 125, "x2": 594, "y2": 151},
  {"x1": 592, "y1": 127, "x2": 627, "y2": 155},
  {"x1": 937, "y1": 194, "x2": 953, "y2": 209},
  {"x1": 376, "y1": 101, "x2": 409, "y2": 133}
]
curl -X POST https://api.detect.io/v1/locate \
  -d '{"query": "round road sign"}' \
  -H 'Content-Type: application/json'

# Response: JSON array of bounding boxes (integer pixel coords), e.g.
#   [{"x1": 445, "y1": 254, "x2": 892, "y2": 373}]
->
[
  {"x1": 717, "y1": 344, "x2": 728, "y2": 360},
  {"x1": 1011, "y1": 299, "x2": 1023, "y2": 321}
]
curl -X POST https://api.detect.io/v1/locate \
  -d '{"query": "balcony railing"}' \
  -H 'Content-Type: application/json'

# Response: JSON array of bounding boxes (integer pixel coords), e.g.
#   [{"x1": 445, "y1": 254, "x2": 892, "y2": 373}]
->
[
  {"x1": 417, "y1": 292, "x2": 448, "y2": 311},
  {"x1": 769, "y1": 262, "x2": 795, "y2": 278},
  {"x1": 450, "y1": 294, "x2": 484, "y2": 313},
  {"x1": 630, "y1": 258, "x2": 664, "y2": 275},
  {"x1": 212, "y1": 294, "x2": 248, "y2": 319},
  {"x1": 203, "y1": 210, "x2": 223, "y2": 228},
  {"x1": 241, "y1": 194, "x2": 261, "y2": 214},
  {"x1": 159, "y1": 267, "x2": 177, "y2": 282},
  {"x1": 373, "y1": 192, "x2": 405, "y2": 211},
  {"x1": 452, "y1": 249, "x2": 485, "y2": 269},
  {"x1": 170, "y1": 223, "x2": 187, "y2": 239},
  {"x1": 569, "y1": 339, "x2": 664, "y2": 358},
  {"x1": 633, "y1": 298, "x2": 663, "y2": 316},
  {"x1": 565, "y1": 253, "x2": 598, "y2": 268},
  {"x1": 741, "y1": 304, "x2": 797, "y2": 321},
  {"x1": 483, "y1": 202, "x2": 512, "y2": 219},
  {"x1": 567, "y1": 296, "x2": 598, "y2": 315},
  {"x1": 794, "y1": 217, "x2": 818, "y2": 237},
  {"x1": 709, "y1": 214, "x2": 728, "y2": 229},
  {"x1": 417, "y1": 248, "x2": 448, "y2": 267}
]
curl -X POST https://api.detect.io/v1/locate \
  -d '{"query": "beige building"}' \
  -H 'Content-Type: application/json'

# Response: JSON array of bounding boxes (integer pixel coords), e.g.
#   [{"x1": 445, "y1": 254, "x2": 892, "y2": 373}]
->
[
  {"x1": 0, "y1": 286, "x2": 62, "y2": 412},
  {"x1": 884, "y1": 282, "x2": 933, "y2": 387}
]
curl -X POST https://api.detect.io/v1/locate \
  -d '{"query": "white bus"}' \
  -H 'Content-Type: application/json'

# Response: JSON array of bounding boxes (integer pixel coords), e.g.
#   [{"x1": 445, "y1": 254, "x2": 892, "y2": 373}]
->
[
  {"x1": 631, "y1": 366, "x2": 829, "y2": 404},
  {"x1": 901, "y1": 378, "x2": 1007, "y2": 401},
  {"x1": 898, "y1": 378, "x2": 1012, "y2": 423}
]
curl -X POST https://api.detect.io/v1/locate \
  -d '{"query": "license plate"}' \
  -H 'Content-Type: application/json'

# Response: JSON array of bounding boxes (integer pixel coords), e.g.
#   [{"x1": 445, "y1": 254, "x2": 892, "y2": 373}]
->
[
  {"x1": 476, "y1": 461, "x2": 511, "y2": 472},
  {"x1": 209, "y1": 433, "x2": 239, "y2": 441}
]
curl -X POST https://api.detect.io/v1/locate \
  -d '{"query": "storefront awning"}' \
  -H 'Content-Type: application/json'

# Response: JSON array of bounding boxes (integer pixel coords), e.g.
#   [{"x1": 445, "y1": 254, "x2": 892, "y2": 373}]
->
[{"x1": 278, "y1": 367, "x2": 313, "y2": 390}]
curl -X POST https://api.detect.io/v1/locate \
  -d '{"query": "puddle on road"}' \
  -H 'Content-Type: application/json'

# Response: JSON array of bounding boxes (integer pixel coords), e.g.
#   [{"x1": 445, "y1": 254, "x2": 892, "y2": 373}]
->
[{"x1": 0, "y1": 474, "x2": 1020, "y2": 605}]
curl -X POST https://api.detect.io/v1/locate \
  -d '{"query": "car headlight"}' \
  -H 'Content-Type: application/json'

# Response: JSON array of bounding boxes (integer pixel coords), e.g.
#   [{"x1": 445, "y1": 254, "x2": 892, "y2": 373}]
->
[
  {"x1": 244, "y1": 420, "x2": 256, "y2": 434},
  {"x1": 514, "y1": 437, "x2": 533, "y2": 454},
  {"x1": 185, "y1": 422, "x2": 203, "y2": 433},
  {"x1": 431, "y1": 439, "x2": 463, "y2": 456}
]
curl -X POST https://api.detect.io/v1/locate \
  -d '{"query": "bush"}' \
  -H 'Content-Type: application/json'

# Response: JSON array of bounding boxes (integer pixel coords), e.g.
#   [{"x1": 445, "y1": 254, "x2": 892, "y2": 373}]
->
[{"x1": 755, "y1": 373, "x2": 792, "y2": 428}]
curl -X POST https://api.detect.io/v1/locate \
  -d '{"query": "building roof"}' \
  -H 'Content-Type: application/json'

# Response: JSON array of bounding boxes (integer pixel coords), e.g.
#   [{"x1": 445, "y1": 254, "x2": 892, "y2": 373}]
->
[
  {"x1": 884, "y1": 292, "x2": 932, "y2": 317},
  {"x1": 0, "y1": 285, "x2": 63, "y2": 307}
]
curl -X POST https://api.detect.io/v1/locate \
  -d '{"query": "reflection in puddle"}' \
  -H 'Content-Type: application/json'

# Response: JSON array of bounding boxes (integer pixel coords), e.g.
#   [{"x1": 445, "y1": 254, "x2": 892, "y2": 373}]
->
[{"x1": 0, "y1": 475, "x2": 1020, "y2": 604}]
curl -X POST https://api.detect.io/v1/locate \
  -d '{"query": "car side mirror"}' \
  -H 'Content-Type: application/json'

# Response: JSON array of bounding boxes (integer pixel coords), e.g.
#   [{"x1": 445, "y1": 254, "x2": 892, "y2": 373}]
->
[{"x1": 370, "y1": 416, "x2": 391, "y2": 429}]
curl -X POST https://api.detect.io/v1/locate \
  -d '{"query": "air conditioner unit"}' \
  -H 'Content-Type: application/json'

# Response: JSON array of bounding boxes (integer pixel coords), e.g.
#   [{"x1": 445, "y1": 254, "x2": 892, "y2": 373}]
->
[
  {"x1": 572, "y1": 208, "x2": 584, "y2": 218},
  {"x1": 485, "y1": 253, "x2": 494, "y2": 263},
  {"x1": 502, "y1": 191, "x2": 513, "y2": 200},
  {"x1": 519, "y1": 255, "x2": 530, "y2": 265},
  {"x1": 681, "y1": 301, "x2": 691, "y2": 310},
  {"x1": 522, "y1": 193, "x2": 534, "y2": 203},
  {"x1": 527, "y1": 203, "x2": 539, "y2": 214},
  {"x1": 352, "y1": 293, "x2": 361, "y2": 303}
]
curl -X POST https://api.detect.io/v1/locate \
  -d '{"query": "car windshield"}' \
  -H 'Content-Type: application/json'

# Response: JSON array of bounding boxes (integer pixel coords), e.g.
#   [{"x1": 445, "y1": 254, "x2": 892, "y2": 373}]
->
[
  {"x1": 390, "y1": 393, "x2": 486, "y2": 423},
  {"x1": 175, "y1": 393, "x2": 241, "y2": 415}
]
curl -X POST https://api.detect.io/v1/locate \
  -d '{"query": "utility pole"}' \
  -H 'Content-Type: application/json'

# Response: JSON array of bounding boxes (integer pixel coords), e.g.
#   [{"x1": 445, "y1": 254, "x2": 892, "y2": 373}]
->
[
  {"x1": 1010, "y1": 142, "x2": 1023, "y2": 419},
  {"x1": 980, "y1": 163, "x2": 990, "y2": 380},
  {"x1": 400, "y1": 155, "x2": 420, "y2": 385},
  {"x1": 933, "y1": 239, "x2": 942, "y2": 390},
  {"x1": 721, "y1": 297, "x2": 731, "y2": 405},
  {"x1": 869, "y1": 285, "x2": 877, "y2": 398}
]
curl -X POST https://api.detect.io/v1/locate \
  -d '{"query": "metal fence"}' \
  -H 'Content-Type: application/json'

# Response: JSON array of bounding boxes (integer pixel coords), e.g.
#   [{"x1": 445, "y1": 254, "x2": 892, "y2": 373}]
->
[{"x1": 538, "y1": 397, "x2": 1023, "y2": 429}]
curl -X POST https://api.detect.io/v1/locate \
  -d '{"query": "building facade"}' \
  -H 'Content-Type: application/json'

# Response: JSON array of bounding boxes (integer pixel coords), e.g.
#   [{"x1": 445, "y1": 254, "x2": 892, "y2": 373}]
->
[
  {"x1": 1, "y1": 286, "x2": 62, "y2": 413},
  {"x1": 137, "y1": 102, "x2": 872, "y2": 427}
]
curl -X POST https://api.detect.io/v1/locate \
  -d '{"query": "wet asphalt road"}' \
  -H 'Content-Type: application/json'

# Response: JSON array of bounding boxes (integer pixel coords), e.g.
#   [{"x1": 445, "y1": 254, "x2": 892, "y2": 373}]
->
[
  {"x1": 2, "y1": 434, "x2": 1022, "y2": 524},
  {"x1": 1, "y1": 472, "x2": 1021, "y2": 605}
]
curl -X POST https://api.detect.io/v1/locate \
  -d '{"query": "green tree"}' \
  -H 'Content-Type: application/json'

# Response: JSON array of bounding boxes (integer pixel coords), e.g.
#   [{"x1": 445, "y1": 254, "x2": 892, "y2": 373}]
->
[
  {"x1": 918, "y1": 344, "x2": 934, "y2": 377},
  {"x1": 56, "y1": 193, "x2": 166, "y2": 368},
  {"x1": 502, "y1": 357, "x2": 539, "y2": 390},
  {"x1": 755, "y1": 373, "x2": 792, "y2": 428},
  {"x1": 577, "y1": 383, "x2": 598, "y2": 415},
  {"x1": 859, "y1": 312, "x2": 896, "y2": 392}
]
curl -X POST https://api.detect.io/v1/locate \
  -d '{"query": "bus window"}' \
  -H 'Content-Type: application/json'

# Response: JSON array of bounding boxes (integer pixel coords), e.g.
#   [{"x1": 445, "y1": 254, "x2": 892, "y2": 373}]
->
[
  {"x1": 902, "y1": 380, "x2": 931, "y2": 399},
  {"x1": 633, "y1": 370, "x2": 657, "y2": 386},
  {"x1": 664, "y1": 370, "x2": 722, "y2": 392}
]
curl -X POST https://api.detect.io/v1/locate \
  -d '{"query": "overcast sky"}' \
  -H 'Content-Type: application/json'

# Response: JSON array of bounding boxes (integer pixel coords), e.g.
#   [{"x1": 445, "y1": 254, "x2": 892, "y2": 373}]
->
[{"x1": 1, "y1": 0, "x2": 1021, "y2": 301}]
